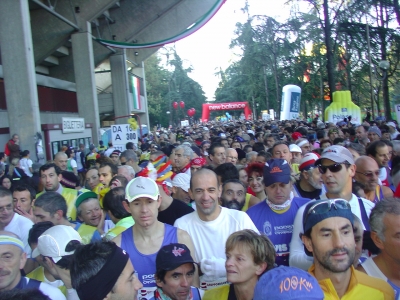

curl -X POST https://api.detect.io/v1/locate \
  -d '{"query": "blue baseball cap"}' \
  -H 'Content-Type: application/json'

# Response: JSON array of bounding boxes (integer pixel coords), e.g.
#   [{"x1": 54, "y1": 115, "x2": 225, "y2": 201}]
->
[
  {"x1": 253, "y1": 266, "x2": 324, "y2": 300},
  {"x1": 263, "y1": 159, "x2": 291, "y2": 187}
]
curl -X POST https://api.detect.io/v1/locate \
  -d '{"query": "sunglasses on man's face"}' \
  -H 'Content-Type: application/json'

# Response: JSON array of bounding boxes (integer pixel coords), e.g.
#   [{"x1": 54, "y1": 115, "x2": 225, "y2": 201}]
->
[{"x1": 317, "y1": 163, "x2": 350, "y2": 174}]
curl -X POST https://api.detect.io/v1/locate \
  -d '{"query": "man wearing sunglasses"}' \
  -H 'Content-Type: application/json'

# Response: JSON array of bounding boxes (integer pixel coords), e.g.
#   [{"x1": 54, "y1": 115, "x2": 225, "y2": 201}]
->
[
  {"x1": 289, "y1": 145, "x2": 375, "y2": 270},
  {"x1": 301, "y1": 199, "x2": 394, "y2": 299},
  {"x1": 354, "y1": 156, "x2": 393, "y2": 203}
]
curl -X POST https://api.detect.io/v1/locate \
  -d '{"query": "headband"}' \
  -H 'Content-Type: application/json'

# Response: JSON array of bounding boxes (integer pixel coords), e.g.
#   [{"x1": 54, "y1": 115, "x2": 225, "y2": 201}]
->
[
  {"x1": 296, "y1": 139, "x2": 309, "y2": 147},
  {"x1": 0, "y1": 235, "x2": 24, "y2": 252},
  {"x1": 76, "y1": 244, "x2": 129, "y2": 300}
]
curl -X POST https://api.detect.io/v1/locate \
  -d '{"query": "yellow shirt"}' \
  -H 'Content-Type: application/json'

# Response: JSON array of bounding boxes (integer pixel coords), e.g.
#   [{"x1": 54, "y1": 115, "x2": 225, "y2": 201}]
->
[
  {"x1": 104, "y1": 216, "x2": 135, "y2": 241},
  {"x1": 27, "y1": 266, "x2": 67, "y2": 296},
  {"x1": 37, "y1": 188, "x2": 78, "y2": 221},
  {"x1": 241, "y1": 193, "x2": 251, "y2": 212},
  {"x1": 203, "y1": 284, "x2": 229, "y2": 300},
  {"x1": 308, "y1": 264, "x2": 394, "y2": 300}
]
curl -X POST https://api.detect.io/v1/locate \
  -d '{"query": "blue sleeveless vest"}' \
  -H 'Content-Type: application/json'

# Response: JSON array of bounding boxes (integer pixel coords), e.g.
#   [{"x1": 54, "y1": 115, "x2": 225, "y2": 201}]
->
[{"x1": 121, "y1": 224, "x2": 178, "y2": 289}]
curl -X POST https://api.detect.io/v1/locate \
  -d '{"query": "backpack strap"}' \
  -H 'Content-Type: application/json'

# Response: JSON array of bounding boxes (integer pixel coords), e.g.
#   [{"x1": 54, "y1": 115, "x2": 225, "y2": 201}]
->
[{"x1": 357, "y1": 197, "x2": 370, "y2": 231}]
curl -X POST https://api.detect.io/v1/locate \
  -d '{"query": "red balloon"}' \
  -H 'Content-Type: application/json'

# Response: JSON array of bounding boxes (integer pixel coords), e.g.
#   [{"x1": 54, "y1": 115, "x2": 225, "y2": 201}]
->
[
  {"x1": 187, "y1": 109, "x2": 195, "y2": 117},
  {"x1": 179, "y1": 101, "x2": 185, "y2": 109},
  {"x1": 191, "y1": 108, "x2": 196, "y2": 114},
  {"x1": 173, "y1": 102, "x2": 178, "y2": 109}
]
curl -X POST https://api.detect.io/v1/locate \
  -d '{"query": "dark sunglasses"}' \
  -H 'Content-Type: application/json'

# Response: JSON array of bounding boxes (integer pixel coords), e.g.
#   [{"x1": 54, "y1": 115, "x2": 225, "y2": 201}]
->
[
  {"x1": 356, "y1": 170, "x2": 379, "y2": 179},
  {"x1": 121, "y1": 162, "x2": 126, "y2": 165},
  {"x1": 317, "y1": 163, "x2": 350, "y2": 174},
  {"x1": 305, "y1": 199, "x2": 351, "y2": 224}
]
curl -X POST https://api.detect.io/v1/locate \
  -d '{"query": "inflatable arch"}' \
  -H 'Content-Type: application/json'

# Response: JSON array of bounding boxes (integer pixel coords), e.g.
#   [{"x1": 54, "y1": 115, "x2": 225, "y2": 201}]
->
[{"x1": 201, "y1": 102, "x2": 252, "y2": 122}]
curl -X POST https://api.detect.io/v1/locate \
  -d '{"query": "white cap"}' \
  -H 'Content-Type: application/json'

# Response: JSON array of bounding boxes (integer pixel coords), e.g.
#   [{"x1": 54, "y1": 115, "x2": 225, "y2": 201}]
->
[
  {"x1": 289, "y1": 144, "x2": 302, "y2": 153},
  {"x1": 125, "y1": 177, "x2": 160, "y2": 203},
  {"x1": 32, "y1": 225, "x2": 82, "y2": 263},
  {"x1": 171, "y1": 173, "x2": 190, "y2": 192},
  {"x1": 387, "y1": 121, "x2": 396, "y2": 128}
]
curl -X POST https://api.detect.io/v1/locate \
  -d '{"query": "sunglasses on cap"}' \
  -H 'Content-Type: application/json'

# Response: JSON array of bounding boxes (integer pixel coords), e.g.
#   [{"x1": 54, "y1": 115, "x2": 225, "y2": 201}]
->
[
  {"x1": 317, "y1": 162, "x2": 350, "y2": 174},
  {"x1": 304, "y1": 199, "x2": 351, "y2": 224}
]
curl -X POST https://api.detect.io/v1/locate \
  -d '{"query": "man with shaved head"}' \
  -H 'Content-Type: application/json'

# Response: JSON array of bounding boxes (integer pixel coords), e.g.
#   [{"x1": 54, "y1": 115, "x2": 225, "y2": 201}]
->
[
  {"x1": 174, "y1": 168, "x2": 258, "y2": 290},
  {"x1": 54, "y1": 152, "x2": 68, "y2": 171},
  {"x1": 54, "y1": 151, "x2": 79, "y2": 189},
  {"x1": 354, "y1": 156, "x2": 393, "y2": 203}
]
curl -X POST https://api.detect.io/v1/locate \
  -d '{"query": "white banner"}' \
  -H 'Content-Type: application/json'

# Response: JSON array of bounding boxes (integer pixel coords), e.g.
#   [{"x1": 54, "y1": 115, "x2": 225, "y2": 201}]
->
[
  {"x1": 111, "y1": 124, "x2": 138, "y2": 152},
  {"x1": 395, "y1": 104, "x2": 400, "y2": 122}
]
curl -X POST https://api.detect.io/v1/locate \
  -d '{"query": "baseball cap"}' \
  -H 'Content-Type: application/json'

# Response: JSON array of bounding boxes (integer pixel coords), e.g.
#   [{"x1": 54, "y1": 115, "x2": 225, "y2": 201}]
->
[
  {"x1": 32, "y1": 225, "x2": 82, "y2": 263},
  {"x1": 317, "y1": 121, "x2": 325, "y2": 129},
  {"x1": 156, "y1": 243, "x2": 196, "y2": 272},
  {"x1": 314, "y1": 145, "x2": 354, "y2": 166},
  {"x1": 242, "y1": 134, "x2": 251, "y2": 141},
  {"x1": 299, "y1": 153, "x2": 320, "y2": 171},
  {"x1": 89, "y1": 144, "x2": 96, "y2": 151},
  {"x1": 387, "y1": 121, "x2": 396, "y2": 128},
  {"x1": 289, "y1": 144, "x2": 302, "y2": 153},
  {"x1": 303, "y1": 199, "x2": 354, "y2": 234},
  {"x1": 75, "y1": 191, "x2": 98, "y2": 208},
  {"x1": 291, "y1": 132, "x2": 302, "y2": 141},
  {"x1": 263, "y1": 159, "x2": 291, "y2": 187},
  {"x1": 171, "y1": 173, "x2": 190, "y2": 192},
  {"x1": 125, "y1": 177, "x2": 160, "y2": 202},
  {"x1": 368, "y1": 126, "x2": 381, "y2": 137},
  {"x1": 253, "y1": 266, "x2": 324, "y2": 300},
  {"x1": 110, "y1": 150, "x2": 121, "y2": 157}
]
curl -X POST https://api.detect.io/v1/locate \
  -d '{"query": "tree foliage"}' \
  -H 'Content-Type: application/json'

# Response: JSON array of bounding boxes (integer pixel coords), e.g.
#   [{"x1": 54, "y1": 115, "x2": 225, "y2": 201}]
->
[
  {"x1": 215, "y1": 0, "x2": 400, "y2": 120},
  {"x1": 145, "y1": 50, "x2": 206, "y2": 127}
]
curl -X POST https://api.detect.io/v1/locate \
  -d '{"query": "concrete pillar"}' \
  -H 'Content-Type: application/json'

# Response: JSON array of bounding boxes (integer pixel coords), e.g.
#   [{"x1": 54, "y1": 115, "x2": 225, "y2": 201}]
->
[
  {"x1": 141, "y1": 61, "x2": 151, "y2": 128},
  {"x1": 71, "y1": 22, "x2": 100, "y2": 144},
  {"x1": 0, "y1": 0, "x2": 42, "y2": 160},
  {"x1": 110, "y1": 50, "x2": 131, "y2": 124}
]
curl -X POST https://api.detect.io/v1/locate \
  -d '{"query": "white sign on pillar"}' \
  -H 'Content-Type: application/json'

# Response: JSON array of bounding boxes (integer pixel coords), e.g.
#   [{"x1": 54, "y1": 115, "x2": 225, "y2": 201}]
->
[
  {"x1": 111, "y1": 124, "x2": 138, "y2": 152},
  {"x1": 62, "y1": 118, "x2": 85, "y2": 133},
  {"x1": 395, "y1": 104, "x2": 400, "y2": 122}
]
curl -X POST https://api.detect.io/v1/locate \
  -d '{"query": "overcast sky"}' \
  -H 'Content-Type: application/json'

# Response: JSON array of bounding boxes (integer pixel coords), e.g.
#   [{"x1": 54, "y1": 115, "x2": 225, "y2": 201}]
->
[{"x1": 172, "y1": 0, "x2": 298, "y2": 100}]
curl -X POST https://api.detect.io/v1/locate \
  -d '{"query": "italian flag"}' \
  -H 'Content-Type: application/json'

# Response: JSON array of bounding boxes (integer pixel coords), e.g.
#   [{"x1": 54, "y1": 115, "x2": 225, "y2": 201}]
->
[{"x1": 130, "y1": 75, "x2": 141, "y2": 110}]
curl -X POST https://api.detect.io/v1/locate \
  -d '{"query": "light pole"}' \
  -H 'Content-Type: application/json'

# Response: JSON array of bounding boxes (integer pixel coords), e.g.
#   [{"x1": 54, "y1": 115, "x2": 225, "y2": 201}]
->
[
  {"x1": 163, "y1": 78, "x2": 173, "y2": 127},
  {"x1": 256, "y1": 103, "x2": 259, "y2": 120}
]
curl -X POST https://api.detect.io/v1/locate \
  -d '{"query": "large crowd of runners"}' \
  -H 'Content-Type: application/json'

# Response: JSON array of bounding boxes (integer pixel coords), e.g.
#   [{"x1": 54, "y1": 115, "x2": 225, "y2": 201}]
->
[{"x1": 0, "y1": 116, "x2": 399, "y2": 299}]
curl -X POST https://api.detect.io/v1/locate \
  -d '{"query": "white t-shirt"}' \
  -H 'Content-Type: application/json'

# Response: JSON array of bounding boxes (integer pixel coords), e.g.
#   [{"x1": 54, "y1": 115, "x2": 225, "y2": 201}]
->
[
  {"x1": 24, "y1": 277, "x2": 66, "y2": 300},
  {"x1": 288, "y1": 193, "x2": 375, "y2": 270},
  {"x1": 174, "y1": 207, "x2": 258, "y2": 289},
  {"x1": 5, "y1": 213, "x2": 34, "y2": 257},
  {"x1": 19, "y1": 158, "x2": 33, "y2": 177}
]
